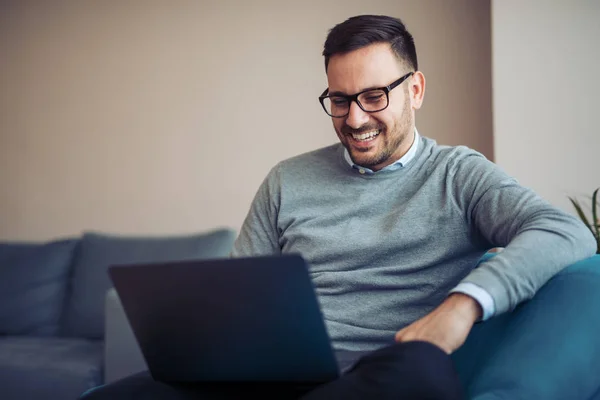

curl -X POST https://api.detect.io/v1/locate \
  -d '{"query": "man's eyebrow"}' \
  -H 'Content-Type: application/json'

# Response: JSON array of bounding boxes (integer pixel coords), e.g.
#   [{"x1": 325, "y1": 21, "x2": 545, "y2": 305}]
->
[{"x1": 328, "y1": 85, "x2": 383, "y2": 96}]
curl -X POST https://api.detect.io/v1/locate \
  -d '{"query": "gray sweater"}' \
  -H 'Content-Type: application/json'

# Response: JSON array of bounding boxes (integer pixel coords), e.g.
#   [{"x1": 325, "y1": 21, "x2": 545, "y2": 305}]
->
[{"x1": 231, "y1": 135, "x2": 596, "y2": 351}]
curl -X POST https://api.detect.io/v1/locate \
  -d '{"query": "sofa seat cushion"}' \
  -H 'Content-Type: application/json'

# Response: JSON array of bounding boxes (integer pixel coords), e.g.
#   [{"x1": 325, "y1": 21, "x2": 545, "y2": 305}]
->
[
  {"x1": 452, "y1": 255, "x2": 600, "y2": 400},
  {"x1": 0, "y1": 336, "x2": 103, "y2": 400},
  {"x1": 61, "y1": 228, "x2": 237, "y2": 339},
  {"x1": 0, "y1": 238, "x2": 78, "y2": 336}
]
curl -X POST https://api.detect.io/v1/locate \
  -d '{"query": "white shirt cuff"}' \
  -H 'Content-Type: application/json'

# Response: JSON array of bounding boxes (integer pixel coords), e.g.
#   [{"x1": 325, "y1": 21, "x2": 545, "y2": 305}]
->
[{"x1": 449, "y1": 282, "x2": 496, "y2": 321}]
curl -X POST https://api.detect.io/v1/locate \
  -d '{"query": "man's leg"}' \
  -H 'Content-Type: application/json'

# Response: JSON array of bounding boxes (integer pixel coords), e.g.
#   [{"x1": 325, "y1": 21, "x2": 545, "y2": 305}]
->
[
  {"x1": 80, "y1": 372, "x2": 314, "y2": 400},
  {"x1": 82, "y1": 342, "x2": 462, "y2": 400},
  {"x1": 301, "y1": 341, "x2": 464, "y2": 400},
  {"x1": 81, "y1": 372, "x2": 206, "y2": 400}
]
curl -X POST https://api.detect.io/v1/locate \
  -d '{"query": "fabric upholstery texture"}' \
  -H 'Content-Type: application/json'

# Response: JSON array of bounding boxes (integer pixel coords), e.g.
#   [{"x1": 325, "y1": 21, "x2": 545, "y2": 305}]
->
[
  {"x1": 0, "y1": 336, "x2": 103, "y2": 399},
  {"x1": 0, "y1": 239, "x2": 78, "y2": 336},
  {"x1": 61, "y1": 228, "x2": 237, "y2": 339},
  {"x1": 452, "y1": 255, "x2": 600, "y2": 399}
]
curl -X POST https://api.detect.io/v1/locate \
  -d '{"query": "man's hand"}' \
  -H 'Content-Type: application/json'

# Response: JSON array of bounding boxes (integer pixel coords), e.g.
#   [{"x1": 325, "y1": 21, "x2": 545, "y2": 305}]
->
[{"x1": 394, "y1": 293, "x2": 482, "y2": 354}]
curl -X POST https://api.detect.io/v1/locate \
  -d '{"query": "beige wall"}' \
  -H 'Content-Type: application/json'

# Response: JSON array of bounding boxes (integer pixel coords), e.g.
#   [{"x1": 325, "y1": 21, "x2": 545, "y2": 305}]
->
[
  {"x1": 0, "y1": 0, "x2": 492, "y2": 241},
  {"x1": 492, "y1": 0, "x2": 600, "y2": 214}
]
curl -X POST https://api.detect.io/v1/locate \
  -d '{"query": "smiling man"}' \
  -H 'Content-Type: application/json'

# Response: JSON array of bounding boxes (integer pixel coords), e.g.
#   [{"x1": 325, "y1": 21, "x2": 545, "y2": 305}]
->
[
  {"x1": 230, "y1": 14, "x2": 594, "y2": 398},
  {"x1": 82, "y1": 14, "x2": 596, "y2": 400}
]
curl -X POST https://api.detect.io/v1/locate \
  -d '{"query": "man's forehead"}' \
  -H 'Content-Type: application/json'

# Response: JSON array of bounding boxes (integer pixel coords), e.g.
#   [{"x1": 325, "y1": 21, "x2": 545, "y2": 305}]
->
[{"x1": 326, "y1": 43, "x2": 403, "y2": 94}]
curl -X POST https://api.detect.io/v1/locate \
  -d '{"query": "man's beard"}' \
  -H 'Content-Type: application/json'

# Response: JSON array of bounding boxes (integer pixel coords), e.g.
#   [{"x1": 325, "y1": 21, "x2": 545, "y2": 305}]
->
[{"x1": 340, "y1": 97, "x2": 413, "y2": 169}]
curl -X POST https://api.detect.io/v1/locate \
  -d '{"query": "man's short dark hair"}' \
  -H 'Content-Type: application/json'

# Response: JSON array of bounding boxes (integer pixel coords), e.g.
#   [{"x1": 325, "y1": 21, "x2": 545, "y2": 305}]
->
[{"x1": 323, "y1": 15, "x2": 418, "y2": 72}]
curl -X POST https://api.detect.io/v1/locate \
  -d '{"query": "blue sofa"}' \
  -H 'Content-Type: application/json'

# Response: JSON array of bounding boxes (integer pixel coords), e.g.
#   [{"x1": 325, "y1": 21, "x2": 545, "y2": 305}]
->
[
  {"x1": 0, "y1": 228, "x2": 237, "y2": 400},
  {"x1": 452, "y1": 254, "x2": 600, "y2": 399}
]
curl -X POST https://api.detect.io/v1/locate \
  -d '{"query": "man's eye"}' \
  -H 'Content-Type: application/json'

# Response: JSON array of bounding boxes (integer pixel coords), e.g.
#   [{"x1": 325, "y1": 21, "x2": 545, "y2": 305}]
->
[
  {"x1": 331, "y1": 98, "x2": 348, "y2": 106},
  {"x1": 363, "y1": 95, "x2": 384, "y2": 103}
]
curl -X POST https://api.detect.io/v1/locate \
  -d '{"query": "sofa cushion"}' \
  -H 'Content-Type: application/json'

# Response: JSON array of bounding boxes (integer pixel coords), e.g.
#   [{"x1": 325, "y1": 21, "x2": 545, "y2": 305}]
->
[
  {"x1": 61, "y1": 228, "x2": 237, "y2": 339},
  {"x1": 452, "y1": 255, "x2": 600, "y2": 400},
  {"x1": 0, "y1": 238, "x2": 78, "y2": 336},
  {"x1": 0, "y1": 336, "x2": 103, "y2": 400}
]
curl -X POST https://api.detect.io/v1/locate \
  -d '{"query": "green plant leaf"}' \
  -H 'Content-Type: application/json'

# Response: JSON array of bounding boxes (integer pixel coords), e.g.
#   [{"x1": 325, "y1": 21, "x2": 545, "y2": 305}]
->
[
  {"x1": 569, "y1": 197, "x2": 594, "y2": 235},
  {"x1": 592, "y1": 188, "x2": 600, "y2": 254},
  {"x1": 592, "y1": 188, "x2": 599, "y2": 241},
  {"x1": 569, "y1": 192, "x2": 600, "y2": 254}
]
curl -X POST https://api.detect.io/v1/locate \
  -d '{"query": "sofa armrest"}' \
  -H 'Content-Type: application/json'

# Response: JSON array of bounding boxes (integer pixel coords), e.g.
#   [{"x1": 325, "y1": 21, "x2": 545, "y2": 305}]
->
[
  {"x1": 452, "y1": 255, "x2": 600, "y2": 399},
  {"x1": 103, "y1": 288, "x2": 148, "y2": 383}
]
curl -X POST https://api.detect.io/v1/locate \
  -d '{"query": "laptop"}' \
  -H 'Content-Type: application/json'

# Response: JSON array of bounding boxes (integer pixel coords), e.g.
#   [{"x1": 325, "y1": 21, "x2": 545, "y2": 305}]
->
[{"x1": 108, "y1": 254, "x2": 350, "y2": 384}]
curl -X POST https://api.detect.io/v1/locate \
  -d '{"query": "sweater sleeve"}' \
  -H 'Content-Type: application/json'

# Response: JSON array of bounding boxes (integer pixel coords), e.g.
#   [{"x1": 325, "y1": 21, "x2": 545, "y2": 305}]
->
[
  {"x1": 450, "y1": 149, "x2": 597, "y2": 315},
  {"x1": 230, "y1": 165, "x2": 282, "y2": 258}
]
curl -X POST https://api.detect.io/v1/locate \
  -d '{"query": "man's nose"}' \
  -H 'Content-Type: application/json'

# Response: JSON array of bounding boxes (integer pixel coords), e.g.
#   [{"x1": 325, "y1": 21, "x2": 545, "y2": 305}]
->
[{"x1": 345, "y1": 101, "x2": 370, "y2": 129}]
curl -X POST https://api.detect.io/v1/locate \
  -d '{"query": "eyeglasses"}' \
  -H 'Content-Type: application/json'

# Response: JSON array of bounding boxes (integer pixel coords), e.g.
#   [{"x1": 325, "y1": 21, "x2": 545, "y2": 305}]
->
[{"x1": 318, "y1": 71, "x2": 414, "y2": 118}]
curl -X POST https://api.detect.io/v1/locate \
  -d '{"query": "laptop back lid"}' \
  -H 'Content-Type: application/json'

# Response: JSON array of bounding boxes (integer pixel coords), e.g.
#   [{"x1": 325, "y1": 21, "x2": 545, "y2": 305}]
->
[{"x1": 108, "y1": 254, "x2": 340, "y2": 383}]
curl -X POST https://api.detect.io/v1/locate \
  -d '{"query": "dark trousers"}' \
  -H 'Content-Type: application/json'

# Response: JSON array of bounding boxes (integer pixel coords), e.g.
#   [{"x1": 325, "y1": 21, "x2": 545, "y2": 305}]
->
[{"x1": 81, "y1": 341, "x2": 463, "y2": 400}]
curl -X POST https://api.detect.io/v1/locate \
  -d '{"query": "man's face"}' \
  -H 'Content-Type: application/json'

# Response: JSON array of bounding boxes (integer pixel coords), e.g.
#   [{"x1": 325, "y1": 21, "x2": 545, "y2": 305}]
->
[{"x1": 326, "y1": 43, "x2": 422, "y2": 171}]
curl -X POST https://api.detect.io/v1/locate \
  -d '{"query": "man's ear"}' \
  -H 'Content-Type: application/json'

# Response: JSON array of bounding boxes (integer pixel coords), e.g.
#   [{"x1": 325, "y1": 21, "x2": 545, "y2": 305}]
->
[{"x1": 410, "y1": 71, "x2": 426, "y2": 110}]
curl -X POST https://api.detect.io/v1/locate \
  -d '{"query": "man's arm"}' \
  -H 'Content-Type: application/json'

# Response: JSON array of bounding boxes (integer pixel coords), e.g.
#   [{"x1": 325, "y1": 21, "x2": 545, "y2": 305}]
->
[
  {"x1": 395, "y1": 293, "x2": 481, "y2": 354},
  {"x1": 396, "y1": 149, "x2": 596, "y2": 353},
  {"x1": 230, "y1": 165, "x2": 282, "y2": 258},
  {"x1": 451, "y1": 152, "x2": 596, "y2": 315}
]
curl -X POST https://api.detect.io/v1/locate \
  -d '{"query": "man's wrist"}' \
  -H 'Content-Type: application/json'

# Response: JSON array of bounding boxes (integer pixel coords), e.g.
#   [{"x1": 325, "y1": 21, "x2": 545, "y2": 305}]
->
[
  {"x1": 444, "y1": 293, "x2": 483, "y2": 325},
  {"x1": 450, "y1": 283, "x2": 495, "y2": 321}
]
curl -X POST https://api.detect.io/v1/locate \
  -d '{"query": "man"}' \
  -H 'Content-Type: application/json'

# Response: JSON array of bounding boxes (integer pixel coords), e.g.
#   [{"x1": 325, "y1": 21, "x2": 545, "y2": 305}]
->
[{"x1": 83, "y1": 14, "x2": 596, "y2": 400}]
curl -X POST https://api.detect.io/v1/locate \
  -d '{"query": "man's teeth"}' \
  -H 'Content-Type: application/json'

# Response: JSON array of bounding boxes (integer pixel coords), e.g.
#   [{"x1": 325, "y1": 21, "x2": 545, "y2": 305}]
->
[{"x1": 352, "y1": 130, "x2": 380, "y2": 141}]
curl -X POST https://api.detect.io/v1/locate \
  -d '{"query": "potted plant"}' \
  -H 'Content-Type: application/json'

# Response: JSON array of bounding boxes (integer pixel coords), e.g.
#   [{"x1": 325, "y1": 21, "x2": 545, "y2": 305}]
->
[{"x1": 569, "y1": 187, "x2": 600, "y2": 254}]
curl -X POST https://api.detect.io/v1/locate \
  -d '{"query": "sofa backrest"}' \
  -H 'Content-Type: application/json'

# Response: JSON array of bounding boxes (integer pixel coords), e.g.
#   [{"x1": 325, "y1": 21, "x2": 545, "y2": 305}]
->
[
  {"x1": 59, "y1": 228, "x2": 237, "y2": 340},
  {"x1": 0, "y1": 238, "x2": 79, "y2": 336}
]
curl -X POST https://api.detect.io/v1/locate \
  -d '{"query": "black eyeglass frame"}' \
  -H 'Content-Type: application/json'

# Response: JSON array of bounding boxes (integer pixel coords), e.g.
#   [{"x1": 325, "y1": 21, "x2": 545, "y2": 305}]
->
[{"x1": 318, "y1": 71, "x2": 415, "y2": 118}]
